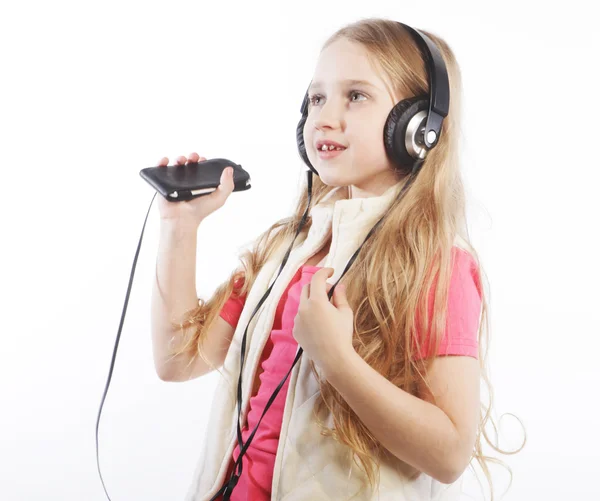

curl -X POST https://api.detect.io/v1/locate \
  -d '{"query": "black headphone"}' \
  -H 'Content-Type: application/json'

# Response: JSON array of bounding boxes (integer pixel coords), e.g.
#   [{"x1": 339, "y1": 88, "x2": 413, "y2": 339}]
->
[
  {"x1": 212, "y1": 21, "x2": 450, "y2": 501},
  {"x1": 297, "y1": 21, "x2": 449, "y2": 177}
]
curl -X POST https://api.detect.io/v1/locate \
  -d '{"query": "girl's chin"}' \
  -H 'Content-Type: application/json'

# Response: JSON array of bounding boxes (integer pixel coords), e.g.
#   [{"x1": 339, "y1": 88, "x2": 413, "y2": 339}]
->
[{"x1": 313, "y1": 171, "x2": 348, "y2": 187}]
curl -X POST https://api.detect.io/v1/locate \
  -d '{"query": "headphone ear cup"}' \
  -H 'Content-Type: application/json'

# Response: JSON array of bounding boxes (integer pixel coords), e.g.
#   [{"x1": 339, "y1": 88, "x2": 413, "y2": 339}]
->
[
  {"x1": 296, "y1": 94, "x2": 318, "y2": 175},
  {"x1": 296, "y1": 113, "x2": 311, "y2": 167},
  {"x1": 384, "y1": 96, "x2": 430, "y2": 171}
]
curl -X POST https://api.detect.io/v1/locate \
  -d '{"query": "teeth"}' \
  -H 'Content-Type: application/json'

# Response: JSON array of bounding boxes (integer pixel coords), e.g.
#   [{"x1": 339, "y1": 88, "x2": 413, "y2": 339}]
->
[{"x1": 320, "y1": 144, "x2": 344, "y2": 151}]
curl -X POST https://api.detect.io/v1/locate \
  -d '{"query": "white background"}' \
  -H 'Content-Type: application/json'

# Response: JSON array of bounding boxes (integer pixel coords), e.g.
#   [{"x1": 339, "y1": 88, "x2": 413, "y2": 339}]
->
[{"x1": 1, "y1": 1, "x2": 598, "y2": 500}]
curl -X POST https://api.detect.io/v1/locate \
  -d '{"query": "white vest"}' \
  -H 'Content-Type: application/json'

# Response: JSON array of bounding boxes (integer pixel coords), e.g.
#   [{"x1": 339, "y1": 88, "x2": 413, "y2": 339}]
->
[{"x1": 185, "y1": 180, "x2": 467, "y2": 500}]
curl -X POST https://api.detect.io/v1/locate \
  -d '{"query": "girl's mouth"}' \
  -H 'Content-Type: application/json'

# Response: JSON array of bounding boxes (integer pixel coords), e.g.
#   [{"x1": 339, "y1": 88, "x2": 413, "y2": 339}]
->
[{"x1": 317, "y1": 147, "x2": 346, "y2": 159}]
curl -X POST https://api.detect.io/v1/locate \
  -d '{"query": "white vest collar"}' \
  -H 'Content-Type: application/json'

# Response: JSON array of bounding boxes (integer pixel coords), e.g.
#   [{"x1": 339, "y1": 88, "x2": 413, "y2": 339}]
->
[
  {"x1": 310, "y1": 179, "x2": 404, "y2": 227},
  {"x1": 305, "y1": 180, "x2": 405, "y2": 276}
]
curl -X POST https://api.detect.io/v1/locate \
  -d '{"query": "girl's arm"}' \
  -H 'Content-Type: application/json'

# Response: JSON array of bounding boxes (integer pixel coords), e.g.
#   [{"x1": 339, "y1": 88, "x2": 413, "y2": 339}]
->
[
  {"x1": 322, "y1": 352, "x2": 480, "y2": 484},
  {"x1": 151, "y1": 221, "x2": 200, "y2": 380}
]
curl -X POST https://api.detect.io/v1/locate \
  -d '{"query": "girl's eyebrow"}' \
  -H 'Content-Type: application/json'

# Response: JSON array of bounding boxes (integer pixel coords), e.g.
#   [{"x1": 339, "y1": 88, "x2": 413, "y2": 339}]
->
[{"x1": 308, "y1": 79, "x2": 378, "y2": 92}]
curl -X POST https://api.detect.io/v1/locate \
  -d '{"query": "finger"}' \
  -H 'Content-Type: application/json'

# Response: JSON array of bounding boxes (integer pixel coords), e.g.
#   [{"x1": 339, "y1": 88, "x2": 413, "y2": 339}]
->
[
  {"x1": 175, "y1": 155, "x2": 187, "y2": 165},
  {"x1": 309, "y1": 268, "x2": 334, "y2": 301},
  {"x1": 218, "y1": 166, "x2": 234, "y2": 191},
  {"x1": 300, "y1": 282, "x2": 309, "y2": 304},
  {"x1": 210, "y1": 168, "x2": 234, "y2": 204},
  {"x1": 188, "y1": 152, "x2": 200, "y2": 163},
  {"x1": 158, "y1": 157, "x2": 169, "y2": 167}
]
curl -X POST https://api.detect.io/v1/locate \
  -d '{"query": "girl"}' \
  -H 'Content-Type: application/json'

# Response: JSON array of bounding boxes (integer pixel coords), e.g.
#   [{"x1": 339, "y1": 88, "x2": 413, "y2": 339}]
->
[{"x1": 152, "y1": 17, "x2": 525, "y2": 501}]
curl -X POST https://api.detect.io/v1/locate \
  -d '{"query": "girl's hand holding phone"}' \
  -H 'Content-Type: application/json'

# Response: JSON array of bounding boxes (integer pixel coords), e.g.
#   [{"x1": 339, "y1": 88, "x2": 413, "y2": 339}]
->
[{"x1": 156, "y1": 152, "x2": 235, "y2": 228}]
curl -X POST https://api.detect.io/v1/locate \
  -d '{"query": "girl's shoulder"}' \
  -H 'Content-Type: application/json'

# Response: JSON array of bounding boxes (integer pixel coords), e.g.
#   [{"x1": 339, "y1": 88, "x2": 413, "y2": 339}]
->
[{"x1": 453, "y1": 233, "x2": 473, "y2": 255}]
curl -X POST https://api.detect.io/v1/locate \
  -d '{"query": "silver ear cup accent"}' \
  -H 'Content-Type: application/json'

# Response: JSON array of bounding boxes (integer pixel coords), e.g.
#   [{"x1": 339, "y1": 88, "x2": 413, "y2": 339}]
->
[{"x1": 404, "y1": 110, "x2": 429, "y2": 160}]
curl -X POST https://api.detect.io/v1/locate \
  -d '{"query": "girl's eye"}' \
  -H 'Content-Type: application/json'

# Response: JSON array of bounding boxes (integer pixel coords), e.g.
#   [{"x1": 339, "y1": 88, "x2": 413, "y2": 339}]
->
[{"x1": 308, "y1": 91, "x2": 366, "y2": 107}]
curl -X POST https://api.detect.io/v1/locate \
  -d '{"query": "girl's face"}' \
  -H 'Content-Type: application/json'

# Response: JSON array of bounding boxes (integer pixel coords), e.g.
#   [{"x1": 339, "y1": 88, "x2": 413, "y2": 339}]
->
[{"x1": 303, "y1": 37, "x2": 404, "y2": 199}]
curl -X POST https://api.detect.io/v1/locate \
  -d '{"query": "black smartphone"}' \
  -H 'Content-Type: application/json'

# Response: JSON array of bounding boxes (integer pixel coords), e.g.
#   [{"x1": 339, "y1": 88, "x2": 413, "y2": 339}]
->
[{"x1": 139, "y1": 158, "x2": 251, "y2": 202}]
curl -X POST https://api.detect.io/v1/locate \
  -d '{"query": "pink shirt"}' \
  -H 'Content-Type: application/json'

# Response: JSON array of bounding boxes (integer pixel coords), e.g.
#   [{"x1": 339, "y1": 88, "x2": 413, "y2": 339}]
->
[{"x1": 215, "y1": 247, "x2": 481, "y2": 500}]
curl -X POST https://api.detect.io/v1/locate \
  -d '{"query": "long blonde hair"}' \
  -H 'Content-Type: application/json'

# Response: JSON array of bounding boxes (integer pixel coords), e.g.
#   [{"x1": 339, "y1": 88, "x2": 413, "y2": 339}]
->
[{"x1": 168, "y1": 17, "x2": 525, "y2": 500}]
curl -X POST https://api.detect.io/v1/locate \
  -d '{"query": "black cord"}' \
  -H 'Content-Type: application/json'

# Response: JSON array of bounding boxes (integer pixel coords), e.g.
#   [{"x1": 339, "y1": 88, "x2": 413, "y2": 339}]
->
[{"x1": 95, "y1": 191, "x2": 158, "y2": 500}]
